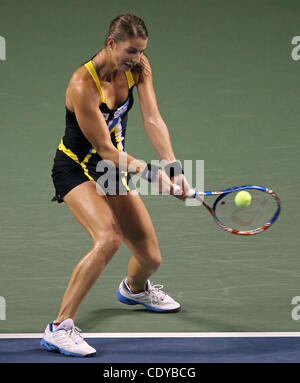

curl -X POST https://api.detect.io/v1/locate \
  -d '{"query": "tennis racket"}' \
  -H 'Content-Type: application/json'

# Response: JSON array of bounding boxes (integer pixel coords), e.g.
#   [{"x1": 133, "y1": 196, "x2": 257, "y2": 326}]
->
[{"x1": 174, "y1": 184, "x2": 281, "y2": 235}]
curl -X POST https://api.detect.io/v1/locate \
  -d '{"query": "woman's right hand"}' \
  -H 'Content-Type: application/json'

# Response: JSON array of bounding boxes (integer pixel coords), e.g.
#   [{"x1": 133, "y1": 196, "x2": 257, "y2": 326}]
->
[{"x1": 154, "y1": 169, "x2": 187, "y2": 199}]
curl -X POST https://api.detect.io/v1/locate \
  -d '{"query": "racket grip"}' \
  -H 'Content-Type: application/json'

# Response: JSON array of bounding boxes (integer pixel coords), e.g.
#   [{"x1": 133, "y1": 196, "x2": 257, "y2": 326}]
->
[
  {"x1": 188, "y1": 188, "x2": 197, "y2": 197},
  {"x1": 173, "y1": 184, "x2": 196, "y2": 198}
]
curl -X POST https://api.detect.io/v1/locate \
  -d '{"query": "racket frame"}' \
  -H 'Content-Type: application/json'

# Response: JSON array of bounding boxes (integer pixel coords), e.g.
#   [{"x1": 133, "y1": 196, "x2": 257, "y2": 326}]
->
[{"x1": 190, "y1": 185, "x2": 281, "y2": 235}]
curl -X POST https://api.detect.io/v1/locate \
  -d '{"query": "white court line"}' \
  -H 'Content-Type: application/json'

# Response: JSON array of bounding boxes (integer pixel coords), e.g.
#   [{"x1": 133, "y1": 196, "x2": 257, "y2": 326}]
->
[{"x1": 1, "y1": 332, "x2": 300, "y2": 339}]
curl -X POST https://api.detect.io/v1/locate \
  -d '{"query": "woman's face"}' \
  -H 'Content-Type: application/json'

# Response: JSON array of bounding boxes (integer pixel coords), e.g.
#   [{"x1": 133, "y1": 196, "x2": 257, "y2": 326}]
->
[{"x1": 109, "y1": 37, "x2": 148, "y2": 71}]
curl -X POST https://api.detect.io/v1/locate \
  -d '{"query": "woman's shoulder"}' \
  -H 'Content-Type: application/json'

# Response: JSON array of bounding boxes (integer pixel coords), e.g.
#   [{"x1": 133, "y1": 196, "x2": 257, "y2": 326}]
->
[
  {"x1": 66, "y1": 65, "x2": 101, "y2": 110},
  {"x1": 131, "y1": 54, "x2": 152, "y2": 85},
  {"x1": 70, "y1": 64, "x2": 95, "y2": 87}
]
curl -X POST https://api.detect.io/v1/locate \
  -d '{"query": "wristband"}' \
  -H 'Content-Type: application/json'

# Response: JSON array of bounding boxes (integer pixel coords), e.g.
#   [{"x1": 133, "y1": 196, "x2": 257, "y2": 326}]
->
[
  {"x1": 141, "y1": 163, "x2": 160, "y2": 182},
  {"x1": 164, "y1": 161, "x2": 184, "y2": 179}
]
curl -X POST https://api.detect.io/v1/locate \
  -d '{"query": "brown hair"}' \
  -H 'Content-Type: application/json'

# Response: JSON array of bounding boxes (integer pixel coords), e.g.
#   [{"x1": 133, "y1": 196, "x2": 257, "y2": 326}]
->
[{"x1": 106, "y1": 13, "x2": 148, "y2": 45}]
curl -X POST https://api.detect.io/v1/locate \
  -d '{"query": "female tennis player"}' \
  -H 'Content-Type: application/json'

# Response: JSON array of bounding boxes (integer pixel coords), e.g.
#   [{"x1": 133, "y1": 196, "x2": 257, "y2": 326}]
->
[{"x1": 41, "y1": 13, "x2": 190, "y2": 357}]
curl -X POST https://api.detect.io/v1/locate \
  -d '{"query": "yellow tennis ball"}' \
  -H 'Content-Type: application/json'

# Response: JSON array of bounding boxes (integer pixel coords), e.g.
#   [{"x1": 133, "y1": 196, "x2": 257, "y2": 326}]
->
[{"x1": 234, "y1": 191, "x2": 252, "y2": 207}]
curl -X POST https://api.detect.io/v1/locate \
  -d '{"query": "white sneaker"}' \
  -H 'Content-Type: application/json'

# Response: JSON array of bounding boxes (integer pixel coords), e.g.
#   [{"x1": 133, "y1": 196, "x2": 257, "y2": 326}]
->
[
  {"x1": 116, "y1": 278, "x2": 181, "y2": 312},
  {"x1": 40, "y1": 318, "x2": 96, "y2": 357}
]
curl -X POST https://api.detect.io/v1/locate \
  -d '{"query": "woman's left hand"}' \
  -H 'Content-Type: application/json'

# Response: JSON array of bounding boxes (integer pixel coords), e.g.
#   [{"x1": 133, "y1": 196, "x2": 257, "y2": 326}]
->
[{"x1": 171, "y1": 174, "x2": 191, "y2": 200}]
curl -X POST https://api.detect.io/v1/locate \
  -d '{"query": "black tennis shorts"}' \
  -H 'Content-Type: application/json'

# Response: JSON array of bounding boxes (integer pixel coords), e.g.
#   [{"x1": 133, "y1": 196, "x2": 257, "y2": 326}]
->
[{"x1": 51, "y1": 149, "x2": 135, "y2": 203}]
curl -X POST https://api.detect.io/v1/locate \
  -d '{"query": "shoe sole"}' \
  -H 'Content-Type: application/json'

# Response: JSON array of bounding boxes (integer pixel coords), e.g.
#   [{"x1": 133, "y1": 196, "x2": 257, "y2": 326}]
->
[
  {"x1": 116, "y1": 288, "x2": 181, "y2": 313},
  {"x1": 40, "y1": 339, "x2": 96, "y2": 357}
]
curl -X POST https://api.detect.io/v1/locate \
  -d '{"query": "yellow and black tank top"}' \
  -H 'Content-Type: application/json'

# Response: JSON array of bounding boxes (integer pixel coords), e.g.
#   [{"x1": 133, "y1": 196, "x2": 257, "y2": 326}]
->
[{"x1": 58, "y1": 57, "x2": 135, "y2": 171}]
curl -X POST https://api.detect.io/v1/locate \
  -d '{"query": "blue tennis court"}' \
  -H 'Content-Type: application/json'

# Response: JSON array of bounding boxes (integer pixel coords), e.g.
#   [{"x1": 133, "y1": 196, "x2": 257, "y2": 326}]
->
[{"x1": 1, "y1": 333, "x2": 300, "y2": 363}]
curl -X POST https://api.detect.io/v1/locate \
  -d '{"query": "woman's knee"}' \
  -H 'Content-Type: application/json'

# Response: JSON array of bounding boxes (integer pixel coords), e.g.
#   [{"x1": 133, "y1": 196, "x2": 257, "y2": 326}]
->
[
  {"x1": 146, "y1": 252, "x2": 162, "y2": 271},
  {"x1": 135, "y1": 241, "x2": 162, "y2": 271},
  {"x1": 93, "y1": 229, "x2": 123, "y2": 262}
]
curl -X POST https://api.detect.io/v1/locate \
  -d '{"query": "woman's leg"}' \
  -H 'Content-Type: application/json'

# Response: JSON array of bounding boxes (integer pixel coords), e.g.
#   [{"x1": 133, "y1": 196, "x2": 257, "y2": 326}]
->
[
  {"x1": 55, "y1": 181, "x2": 122, "y2": 322},
  {"x1": 107, "y1": 192, "x2": 162, "y2": 292},
  {"x1": 108, "y1": 192, "x2": 181, "y2": 312}
]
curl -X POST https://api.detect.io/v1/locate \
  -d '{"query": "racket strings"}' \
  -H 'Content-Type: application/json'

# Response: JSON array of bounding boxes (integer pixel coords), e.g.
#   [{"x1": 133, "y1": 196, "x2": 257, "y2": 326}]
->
[{"x1": 214, "y1": 190, "x2": 277, "y2": 231}]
